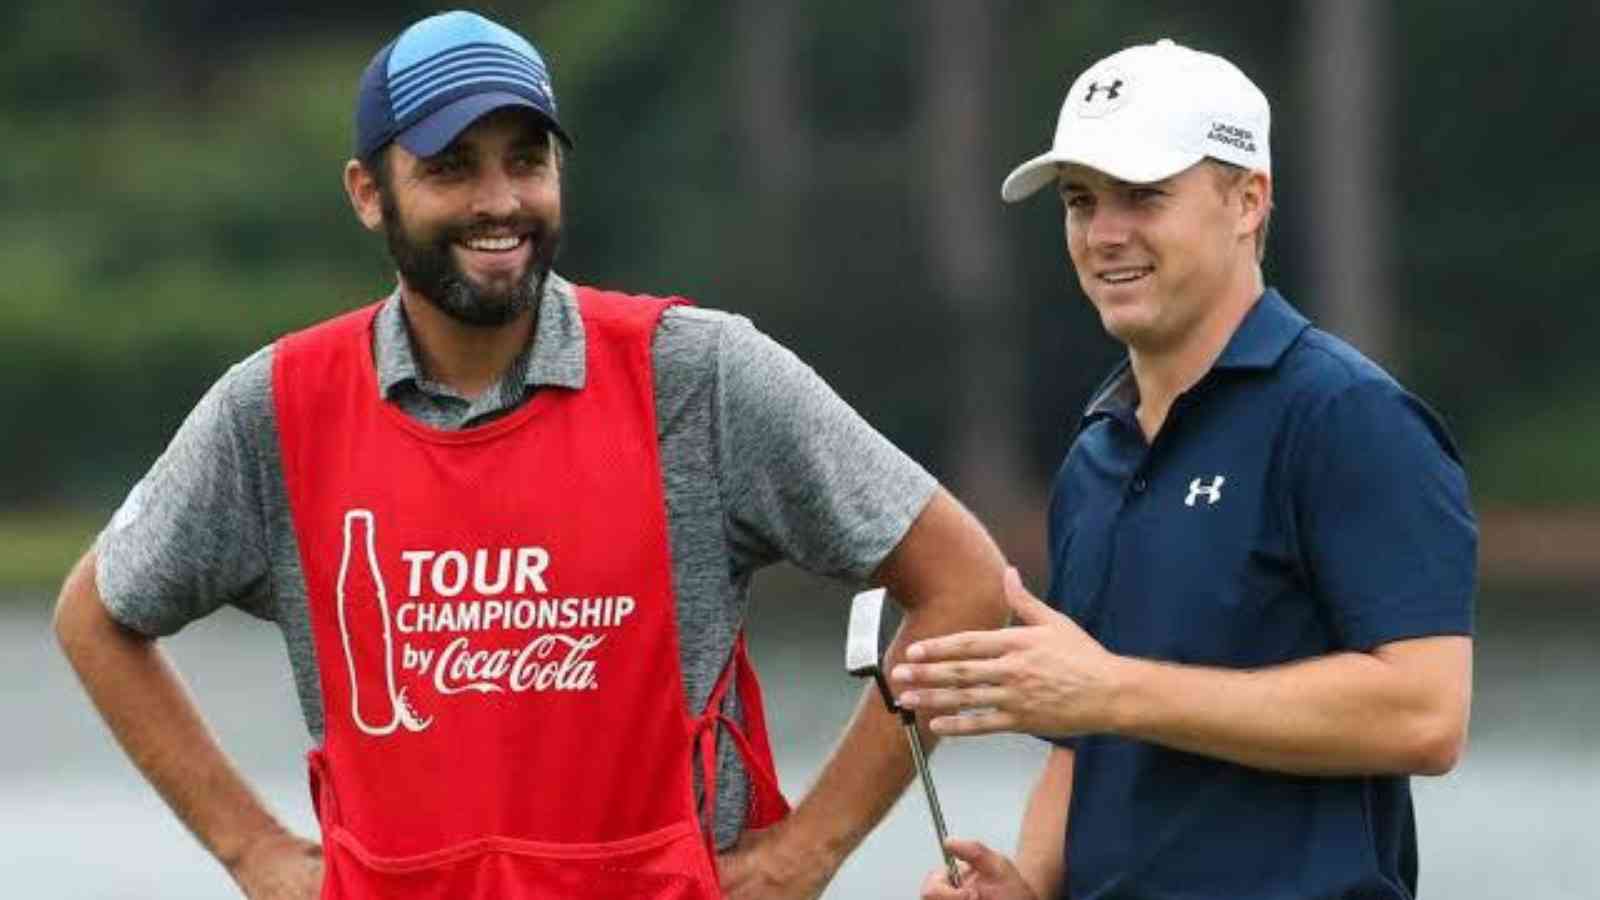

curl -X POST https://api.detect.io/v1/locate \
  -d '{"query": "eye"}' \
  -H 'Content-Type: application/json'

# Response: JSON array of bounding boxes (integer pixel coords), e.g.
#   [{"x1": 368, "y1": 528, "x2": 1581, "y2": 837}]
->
[
  {"x1": 422, "y1": 155, "x2": 469, "y2": 178},
  {"x1": 508, "y1": 149, "x2": 551, "y2": 173},
  {"x1": 1129, "y1": 187, "x2": 1165, "y2": 203},
  {"x1": 1063, "y1": 193, "x2": 1093, "y2": 211}
]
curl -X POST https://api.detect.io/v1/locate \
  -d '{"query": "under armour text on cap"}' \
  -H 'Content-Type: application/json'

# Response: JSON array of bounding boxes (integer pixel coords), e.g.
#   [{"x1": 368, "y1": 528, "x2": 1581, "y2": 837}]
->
[
  {"x1": 1001, "y1": 39, "x2": 1270, "y2": 202},
  {"x1": 355, "y1": 10, "x2": 571, "y2": 161}
]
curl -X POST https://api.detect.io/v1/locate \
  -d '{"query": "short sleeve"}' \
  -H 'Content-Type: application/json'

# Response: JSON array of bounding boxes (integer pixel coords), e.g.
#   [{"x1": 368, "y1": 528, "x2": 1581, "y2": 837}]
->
[
  {"x1": 95, "y1": 348, "x2": 276, "y2": 635},
  {"x1": 1295, "y1": 380, "x2": 1476, "y2": 649},
  {"x1": 714, "y1": 317, "x2": 938, "y2": 581},
  {"x1": 1042, "y1": 465, "x2": 1079, "y2": 749}
]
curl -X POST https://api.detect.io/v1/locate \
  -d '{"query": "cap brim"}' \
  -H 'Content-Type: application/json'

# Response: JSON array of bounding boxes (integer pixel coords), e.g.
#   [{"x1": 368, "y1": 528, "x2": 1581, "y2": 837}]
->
[
  {"x1": 396, "y1": 91, "x2": 573, "y2": 158},
  {"x1": 1000, "y1": 142, "x2": 1206, "y2": 203},
  {"x1": 1000, "y1": 151, "x2": 1065, "y2": 203}
]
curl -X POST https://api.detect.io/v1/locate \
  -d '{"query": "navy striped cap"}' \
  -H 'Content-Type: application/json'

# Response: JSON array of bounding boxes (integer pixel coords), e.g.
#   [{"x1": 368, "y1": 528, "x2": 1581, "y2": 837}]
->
[{"x1": 355, "y1": 10, "x2": 570, "y2": 160}]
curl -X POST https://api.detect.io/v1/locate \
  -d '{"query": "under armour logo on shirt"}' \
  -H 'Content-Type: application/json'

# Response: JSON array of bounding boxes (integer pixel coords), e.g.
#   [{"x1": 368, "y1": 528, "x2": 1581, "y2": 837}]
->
[
  {"x1": 1185, "y1": 475, "x2": 1226, "y2": 507},
  {"x1": 1084, "y1": 79, "x2": 1124, "y2": 103}
]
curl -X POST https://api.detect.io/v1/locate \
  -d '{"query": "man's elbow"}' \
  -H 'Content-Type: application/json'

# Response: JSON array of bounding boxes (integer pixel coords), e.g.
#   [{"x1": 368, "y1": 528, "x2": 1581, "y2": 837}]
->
[
  {"x1": 898, "y1": 577, "x2": 1008, "y2": 633},
  {"x1": 1375, "y1": 636, "x2": 1472, "y2": 776},
  {"x1": 952, "y1": 558, "x2": 1011, "y2": 631},
  {"x1": 53, "y1": 550, "x2": 120, "y2": 661},
  {"x1": 876, "y1": 489, "x2": 1009, "y2": 629},
  {"x1": 1406, "y1": 705, "x2": 1469, "y2": 776},
  {"x1": 53, "y1": 553, "x2": 95, "y2": 650}
]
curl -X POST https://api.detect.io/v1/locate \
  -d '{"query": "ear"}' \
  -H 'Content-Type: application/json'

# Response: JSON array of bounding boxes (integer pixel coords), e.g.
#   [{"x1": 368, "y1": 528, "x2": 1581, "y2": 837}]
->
[
  {"x1": 344, "y1": 158, "x2": 385, "y2": 232},
  {"x1": 1236, "y1": 170, "x2": 1271, "y2": 241}
]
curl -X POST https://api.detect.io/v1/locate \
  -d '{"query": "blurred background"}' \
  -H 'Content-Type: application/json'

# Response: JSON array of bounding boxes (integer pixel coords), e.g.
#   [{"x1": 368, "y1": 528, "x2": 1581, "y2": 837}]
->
[{"x1": 3, "y1": 1, "x2": 1595, "y2": 897}]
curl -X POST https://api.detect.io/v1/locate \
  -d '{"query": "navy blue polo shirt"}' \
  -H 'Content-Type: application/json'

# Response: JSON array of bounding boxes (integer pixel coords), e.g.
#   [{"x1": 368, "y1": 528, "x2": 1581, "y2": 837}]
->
[{"x1": 1045, "y1": 289, "x2": 1476, "y2": 900}]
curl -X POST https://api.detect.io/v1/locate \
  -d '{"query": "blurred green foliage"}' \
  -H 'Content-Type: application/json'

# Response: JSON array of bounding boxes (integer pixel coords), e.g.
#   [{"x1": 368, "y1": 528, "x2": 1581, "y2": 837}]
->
[
  {"x1": 0, "y1": 508, "x2": 99, "y2": 588},
  {"x1": 1, "y1": 0, "x2": 1595, "y2": 514}
]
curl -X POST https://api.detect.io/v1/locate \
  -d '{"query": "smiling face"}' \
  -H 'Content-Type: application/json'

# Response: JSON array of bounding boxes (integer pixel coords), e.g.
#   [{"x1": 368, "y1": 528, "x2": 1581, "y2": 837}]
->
[
  {"x1": 1058, "y1": 161, "x2": 1266, "y2": 354},
  {"x1": 348, "y1": 107, "x2": 564, "y2": 327}
]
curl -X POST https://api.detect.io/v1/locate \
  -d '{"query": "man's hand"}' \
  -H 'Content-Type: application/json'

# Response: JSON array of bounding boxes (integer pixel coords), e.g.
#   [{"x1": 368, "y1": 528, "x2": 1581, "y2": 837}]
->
[
  {"x1": 714, "y1": 822, "x2": 834, "y2": 900},
  {"x1": 895, "y1": 567, "x2": 1473, "y2": 777},
  {"x1": 228, "y1": 831, "x2": 322, "y2": 899},
  {"x1": 54, "y1": 552, "x2": 320, "y2": 898},
  {"x1": 919, "y1": 839, "x2": 1038, "y2": 900},
  {"x1": 892, "y1": 567, "x2": 1123, "y2": 738}
]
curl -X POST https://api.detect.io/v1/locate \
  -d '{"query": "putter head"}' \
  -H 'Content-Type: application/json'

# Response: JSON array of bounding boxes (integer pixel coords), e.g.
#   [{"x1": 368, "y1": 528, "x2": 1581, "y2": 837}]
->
[
  {"x1": 846, "y1": 588, "x2": 888, "y2": 676},
  {"x1": 846, "y1": 588, "x2": 903, "y2": 713}
]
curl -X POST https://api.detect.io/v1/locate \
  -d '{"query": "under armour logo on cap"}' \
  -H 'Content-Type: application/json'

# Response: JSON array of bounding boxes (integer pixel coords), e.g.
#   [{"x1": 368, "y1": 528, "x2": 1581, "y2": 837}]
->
[
  {"x1": 1084, "y1": 79, "x2": 1123, "y2": 103},
  {"x1": 1072, "y1": 67, "x2": 1131, "y2": 118}
]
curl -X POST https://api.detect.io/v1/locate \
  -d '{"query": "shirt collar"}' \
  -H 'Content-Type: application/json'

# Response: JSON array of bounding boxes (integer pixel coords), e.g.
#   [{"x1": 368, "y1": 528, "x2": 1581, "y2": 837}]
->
[
  {"x1": 1212, "y1": 288, "x2": 1309, "y2": 371},
  {"x1": 1083, "y1": 288, "x2": 1309, "y2": 419},
  {"x1": 1083, "y1": 360, "x2": 1137, "y2": 418},
  {"x1": 373, "y1": 272, "x2": 587, "y2": 399}
]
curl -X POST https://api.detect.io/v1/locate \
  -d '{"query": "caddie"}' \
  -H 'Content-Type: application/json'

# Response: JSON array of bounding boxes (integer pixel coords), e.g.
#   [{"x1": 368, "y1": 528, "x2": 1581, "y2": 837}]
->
[{"x1": 53, "y1": 10, "x2": 1008, "y2": 899}]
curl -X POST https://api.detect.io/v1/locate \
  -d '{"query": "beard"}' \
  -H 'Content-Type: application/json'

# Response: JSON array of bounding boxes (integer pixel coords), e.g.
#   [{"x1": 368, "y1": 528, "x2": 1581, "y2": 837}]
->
[{"x1": 380, "y1": 190, "x2": 563, "y2": 328}]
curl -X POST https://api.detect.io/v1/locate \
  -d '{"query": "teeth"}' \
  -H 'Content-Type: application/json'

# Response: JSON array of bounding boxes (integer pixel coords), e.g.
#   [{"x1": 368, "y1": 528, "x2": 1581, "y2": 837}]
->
[
  {"x1": 1102, "y1": 268, "x2": 1150, "y2": 283},
  {"x1": 463, "y1": 236, "x2": 522, "y2": 251}
]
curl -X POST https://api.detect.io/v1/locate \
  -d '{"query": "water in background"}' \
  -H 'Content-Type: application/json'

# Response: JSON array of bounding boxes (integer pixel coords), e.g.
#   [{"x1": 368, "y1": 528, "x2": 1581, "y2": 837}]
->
[{"x1": 5, "y1": 569, "x2": 1595, "y2": 898}]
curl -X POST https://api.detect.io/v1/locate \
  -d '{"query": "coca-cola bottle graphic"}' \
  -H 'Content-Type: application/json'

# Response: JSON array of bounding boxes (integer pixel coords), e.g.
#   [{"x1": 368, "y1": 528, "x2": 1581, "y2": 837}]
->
[{"x1": 338, "y1": 509, "x2": 431, "y2": 736}]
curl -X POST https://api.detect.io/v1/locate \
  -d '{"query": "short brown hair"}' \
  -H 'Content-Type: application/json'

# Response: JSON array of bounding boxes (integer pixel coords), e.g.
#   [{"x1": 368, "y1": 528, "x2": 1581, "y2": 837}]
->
[{"x1": 1206, "y1": 160, "x2": 1271, "y2": 263}]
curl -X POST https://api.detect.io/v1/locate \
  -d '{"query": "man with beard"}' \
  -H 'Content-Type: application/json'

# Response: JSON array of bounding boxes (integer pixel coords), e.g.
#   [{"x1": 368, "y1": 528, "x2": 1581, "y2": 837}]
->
[{"x1": 53, "y1": 11, "x2": 1008, "y2": 900}]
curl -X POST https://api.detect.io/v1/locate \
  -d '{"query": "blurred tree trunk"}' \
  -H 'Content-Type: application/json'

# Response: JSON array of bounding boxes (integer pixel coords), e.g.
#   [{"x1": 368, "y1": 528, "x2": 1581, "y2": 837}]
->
[
  {"x1": 915, "y1": 1, "x2": 1034, "y2": 547},
  {"x1": 1303, "y1": 0, "x2": 1395, "y2": 364},
  {"x1": 733, "y1": 0, "x2": 807, "y2": 218}
]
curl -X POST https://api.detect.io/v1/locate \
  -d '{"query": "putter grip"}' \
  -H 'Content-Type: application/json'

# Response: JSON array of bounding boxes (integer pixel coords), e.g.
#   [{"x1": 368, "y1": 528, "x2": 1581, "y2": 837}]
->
[{"x1": 872, "y1": 670, "x2": 900, "y2": 713}]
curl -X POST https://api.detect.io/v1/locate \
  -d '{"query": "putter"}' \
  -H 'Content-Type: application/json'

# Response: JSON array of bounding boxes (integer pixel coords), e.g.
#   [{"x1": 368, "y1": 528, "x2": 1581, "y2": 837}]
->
[{"x1": 846, "y1": 588, "x2": 961, "y2": 887}]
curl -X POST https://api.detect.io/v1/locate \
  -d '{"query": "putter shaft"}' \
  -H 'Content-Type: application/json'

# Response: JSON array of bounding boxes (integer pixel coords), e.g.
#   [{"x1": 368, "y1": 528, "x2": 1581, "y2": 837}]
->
[
  {"x1": 847, "y1": 590, "x2": 961, "y2": 887},
  {"x1": 902, "y1": 714, "x2": 961, "y2": 887}
]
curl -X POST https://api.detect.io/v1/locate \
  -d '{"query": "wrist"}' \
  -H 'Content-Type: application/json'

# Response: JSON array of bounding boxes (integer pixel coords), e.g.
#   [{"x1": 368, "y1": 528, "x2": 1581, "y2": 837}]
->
[
  {"x1": 219, "y1": 820, "x2": 295, "y2": 876},
  {"x1": 772, "y1": 808, "x2": 851, "y2": 876},
  {"x1": 1100, "y1": 652, "x2": 1147, "y2": 736}
]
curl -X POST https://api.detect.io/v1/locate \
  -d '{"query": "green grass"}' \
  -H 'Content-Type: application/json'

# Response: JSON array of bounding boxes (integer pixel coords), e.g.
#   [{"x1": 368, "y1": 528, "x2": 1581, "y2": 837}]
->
[{"x1": 0, "y1": 509, "x2": 101, "y2": 594}]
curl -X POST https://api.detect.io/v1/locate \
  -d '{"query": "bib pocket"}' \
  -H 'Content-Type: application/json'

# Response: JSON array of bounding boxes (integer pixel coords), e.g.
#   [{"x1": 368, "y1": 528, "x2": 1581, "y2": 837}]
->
[{"x1": 309, "y1": 749, "x2": 721, "y2": 900}]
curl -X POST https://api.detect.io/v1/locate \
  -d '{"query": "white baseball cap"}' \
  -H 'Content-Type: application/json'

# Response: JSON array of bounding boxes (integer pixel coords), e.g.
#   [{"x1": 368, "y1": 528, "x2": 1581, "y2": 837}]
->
[{"x1": 1001, "y1": 39, "x2": 1271, "y2": 202}]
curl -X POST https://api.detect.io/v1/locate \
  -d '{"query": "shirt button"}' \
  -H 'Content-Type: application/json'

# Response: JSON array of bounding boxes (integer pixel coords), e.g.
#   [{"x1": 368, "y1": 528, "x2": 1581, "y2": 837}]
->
[{"x1": 1132, "y1": 477, "x2": 1148, "y2": 493}]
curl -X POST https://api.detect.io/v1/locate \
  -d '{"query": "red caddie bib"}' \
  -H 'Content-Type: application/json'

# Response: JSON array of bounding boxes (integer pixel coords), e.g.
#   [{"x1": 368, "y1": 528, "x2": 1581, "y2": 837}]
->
[{"x1": 273, "y1": 288, "x2": 788, "y2": 899}]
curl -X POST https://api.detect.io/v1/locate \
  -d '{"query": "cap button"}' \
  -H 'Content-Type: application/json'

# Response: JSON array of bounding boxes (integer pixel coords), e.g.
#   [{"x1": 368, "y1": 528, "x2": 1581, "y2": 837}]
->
[{"x1": 1156, "y1": 38, "x2": 1175, "y2": 46}]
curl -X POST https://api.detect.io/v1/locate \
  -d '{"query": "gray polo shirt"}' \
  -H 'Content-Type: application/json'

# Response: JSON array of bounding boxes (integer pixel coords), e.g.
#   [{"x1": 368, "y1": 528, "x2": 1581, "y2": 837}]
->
[{"x1": 96, "y1": 273, "x2": 937, "y2": 848}]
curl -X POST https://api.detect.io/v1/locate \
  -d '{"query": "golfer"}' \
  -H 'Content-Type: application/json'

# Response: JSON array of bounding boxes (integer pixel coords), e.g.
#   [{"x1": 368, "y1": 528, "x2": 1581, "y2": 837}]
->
[
  {"x1": 894, "y1": 39, "x2": 1476, "y2": 900},
  {"x1": 53, "y1": 11, "x2": 1007, "y2": 899}
]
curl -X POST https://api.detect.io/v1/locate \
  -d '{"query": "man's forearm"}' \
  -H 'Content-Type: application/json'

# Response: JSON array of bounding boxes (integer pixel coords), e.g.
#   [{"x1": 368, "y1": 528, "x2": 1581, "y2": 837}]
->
[
  {"x1": 784, "y1": 490, "x2": 1008, "y2": 871},
  {"x1": 1109, "y1": 635, "x2": 1472, "y2": 776},
  {"x1": 53, "y1": 551, "x2": 298, "y2": 877},
  {"x1": 1013, "y1": 747, "x2": 1072, "y2": 899}
]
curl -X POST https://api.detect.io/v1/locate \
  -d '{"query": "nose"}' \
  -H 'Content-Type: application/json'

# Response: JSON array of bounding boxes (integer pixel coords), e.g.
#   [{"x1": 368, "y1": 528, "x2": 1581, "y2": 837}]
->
[
  {"x1": 469, "y1": 162, "x2": 521, "y2": 220},
  {"x1": 1083, "y1": 201, "x2": 1132, "y2": 252}
]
